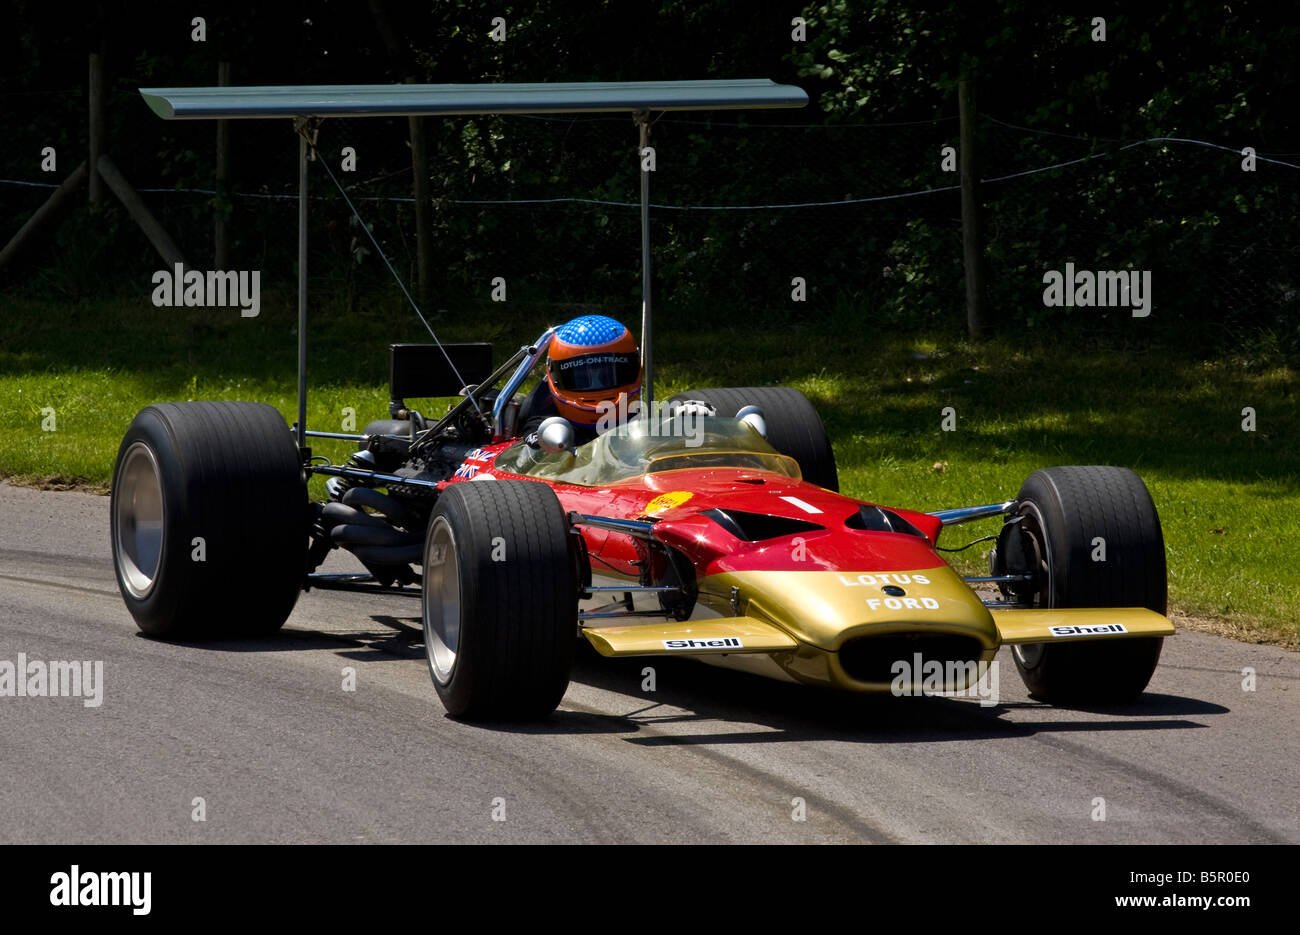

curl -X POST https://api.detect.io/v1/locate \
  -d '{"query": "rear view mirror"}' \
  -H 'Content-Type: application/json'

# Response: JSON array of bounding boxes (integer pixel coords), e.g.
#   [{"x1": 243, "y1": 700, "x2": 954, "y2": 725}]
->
[
  {"x1": 536, "y1": 417, "x2": 576, "y2": 454},
  {"x1": 735, "y1": 404, "x2": 767, "y2": 438}
]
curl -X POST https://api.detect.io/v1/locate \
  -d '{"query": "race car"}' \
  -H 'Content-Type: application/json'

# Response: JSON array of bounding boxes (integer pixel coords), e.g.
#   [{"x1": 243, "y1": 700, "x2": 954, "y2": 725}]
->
[
  {"x1": 110, "y1": 329, "x2": 1174, "y2": 720},
  {"x1": 111, "y1": 79, "x2": 1173, "y2": 720}
]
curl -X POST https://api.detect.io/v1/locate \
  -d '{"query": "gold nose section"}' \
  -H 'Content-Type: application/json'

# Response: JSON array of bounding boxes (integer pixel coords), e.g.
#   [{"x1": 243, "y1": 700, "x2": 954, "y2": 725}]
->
[{"x1": 700, "y1": 566, "x2": 999, "y2": 653}]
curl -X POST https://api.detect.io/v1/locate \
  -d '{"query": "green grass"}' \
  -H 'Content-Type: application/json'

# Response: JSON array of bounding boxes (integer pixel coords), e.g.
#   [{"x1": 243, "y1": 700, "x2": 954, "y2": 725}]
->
[{"x1": 1, "y1": 290, "x2": 1296, "y2": 645}]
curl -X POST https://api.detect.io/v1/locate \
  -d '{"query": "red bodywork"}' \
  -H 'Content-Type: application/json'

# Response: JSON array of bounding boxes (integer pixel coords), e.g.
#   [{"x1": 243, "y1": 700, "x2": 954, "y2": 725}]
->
[{"x1": 441, "y1": 440, "x2": 947, "y2": 581}]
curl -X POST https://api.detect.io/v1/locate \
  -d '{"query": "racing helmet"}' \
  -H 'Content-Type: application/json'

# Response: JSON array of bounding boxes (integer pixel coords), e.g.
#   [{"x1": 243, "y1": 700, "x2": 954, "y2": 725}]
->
[{"x1": 545, "y1": 315, "x2": 642, "y2": 426}]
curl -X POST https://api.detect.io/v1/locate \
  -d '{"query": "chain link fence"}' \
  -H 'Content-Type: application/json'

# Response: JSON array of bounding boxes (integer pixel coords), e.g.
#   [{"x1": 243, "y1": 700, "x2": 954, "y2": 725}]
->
[{"x1": 3, "y1": 85, "x2": 1297, "y2": 346}]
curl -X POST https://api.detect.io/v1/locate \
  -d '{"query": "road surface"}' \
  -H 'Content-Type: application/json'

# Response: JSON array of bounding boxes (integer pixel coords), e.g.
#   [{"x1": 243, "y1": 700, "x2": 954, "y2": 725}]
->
[{"x1": 1, "y1": 482, "x2": 1295, "y2": 844}]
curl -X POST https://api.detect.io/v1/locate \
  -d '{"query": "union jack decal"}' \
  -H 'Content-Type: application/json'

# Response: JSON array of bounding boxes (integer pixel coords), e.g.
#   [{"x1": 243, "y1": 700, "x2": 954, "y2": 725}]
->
[{"x1": 453, "y1": 448, "x2": 497, "y2": 479}]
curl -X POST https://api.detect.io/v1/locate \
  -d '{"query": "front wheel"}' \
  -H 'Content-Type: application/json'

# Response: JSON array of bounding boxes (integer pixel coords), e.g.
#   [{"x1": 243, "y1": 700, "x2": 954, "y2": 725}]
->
[
  {"x1": 1001, "y1": 465, "x2": 1167, "y2": 703},
  {"x1": 422, "y1": 480, "x2": 578, "y2": 720}
]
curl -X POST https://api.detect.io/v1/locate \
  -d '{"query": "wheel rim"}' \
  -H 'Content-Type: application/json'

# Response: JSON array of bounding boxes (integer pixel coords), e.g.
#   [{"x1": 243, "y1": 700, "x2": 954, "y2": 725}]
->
[
  {"x1": 1012, "y1": 501, "x2": 1052, "y2": 669},
  {"x1": 422, "y1": 516, "x2": 461, "y2": 684},
  {"x1": 113, "y1": 442, "x2": 165, "y2": 600}
]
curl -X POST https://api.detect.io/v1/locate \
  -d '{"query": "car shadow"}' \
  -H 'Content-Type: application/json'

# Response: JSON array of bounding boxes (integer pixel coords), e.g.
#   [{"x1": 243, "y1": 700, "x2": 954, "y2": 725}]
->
[
  {"x1": 147, "y1": 615, "x2": 1229, "y2": 743},
  {"x1": 561, "y1": 645, "x2": 1225, "y2": 744},
  {"x1": 145, "y1": 613, "x2": 427, "y2": 661}
]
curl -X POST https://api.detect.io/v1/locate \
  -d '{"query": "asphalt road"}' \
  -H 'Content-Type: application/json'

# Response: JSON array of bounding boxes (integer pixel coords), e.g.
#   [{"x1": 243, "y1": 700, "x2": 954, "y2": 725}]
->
[{"x1": 1, "y1": 481, "x2": 1295, "y2": 844}]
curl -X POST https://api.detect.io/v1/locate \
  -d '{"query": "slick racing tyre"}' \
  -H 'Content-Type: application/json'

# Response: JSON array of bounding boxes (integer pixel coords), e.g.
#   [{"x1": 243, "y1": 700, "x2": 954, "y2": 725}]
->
[
  {"x1": 999, "y1": 466, "x2": 1166, "y2": 703},
  {"x1": 110, "y1": 401, "x2": 308, "y2": 638},
  {"x1": 422, "y1": 480, "x2": 578, "y2": 720},
  {"x1": 669, "y1": 386, "x2": 839, "y2": 491}
]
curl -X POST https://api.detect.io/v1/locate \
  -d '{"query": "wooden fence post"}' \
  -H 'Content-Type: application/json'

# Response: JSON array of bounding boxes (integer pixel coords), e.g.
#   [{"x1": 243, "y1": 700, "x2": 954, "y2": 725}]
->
[
  {"x1": 959, "y1": 79, "x2": 988, "y2": 339},
  {"x1": 0, "y1": 163, "x2": 88, "y2": 270},
  {"x1": 215, "y1": 60, "x2": 231, "y2": 268},
  {"x1": 88, "y1": 53, "x2": 104, "y2": 205},
  {"x1": 97, "y1": 155, "x2": 187, "y2": 269}
]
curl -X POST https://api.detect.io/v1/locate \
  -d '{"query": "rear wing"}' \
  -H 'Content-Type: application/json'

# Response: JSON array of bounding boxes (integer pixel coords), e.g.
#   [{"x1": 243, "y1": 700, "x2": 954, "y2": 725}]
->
[
  {"x1": 139, "y1": 80, "x2": 807, "y2": 120},
  {"x1": 139, "y1": 79, "x2": 808, "y2": 456}
]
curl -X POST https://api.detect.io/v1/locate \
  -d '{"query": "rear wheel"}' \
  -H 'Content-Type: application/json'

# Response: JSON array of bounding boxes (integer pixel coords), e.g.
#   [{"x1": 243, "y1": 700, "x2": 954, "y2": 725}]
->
[
  {"x1": 110, "y1": 401, "x2": 308, "y2": 638},
  {"x1": 668, "y1": 386, "x2": 838, "y2": 490},
  {"x1": 999, "y1": 466, "x2": 1167, "y2": 702},
  {"x1": 423, "y1": 480, "x2": 577, "y2": 720}
]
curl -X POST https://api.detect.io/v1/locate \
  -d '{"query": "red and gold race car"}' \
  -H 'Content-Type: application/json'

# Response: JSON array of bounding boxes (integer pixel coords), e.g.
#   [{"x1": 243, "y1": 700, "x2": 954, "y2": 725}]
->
[
  {"x1": 111, "y1": 327, "x2": 1173, "y2": 720},
  {"x1": 110, "y1": 80, "x2": 1173, "y2": 720}
]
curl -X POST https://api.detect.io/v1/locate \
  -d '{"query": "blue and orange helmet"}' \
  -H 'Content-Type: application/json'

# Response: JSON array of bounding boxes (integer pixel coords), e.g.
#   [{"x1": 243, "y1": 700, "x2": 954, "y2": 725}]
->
[{"x1": 545, "y1": 315, "x2": 642, "y2": 426}]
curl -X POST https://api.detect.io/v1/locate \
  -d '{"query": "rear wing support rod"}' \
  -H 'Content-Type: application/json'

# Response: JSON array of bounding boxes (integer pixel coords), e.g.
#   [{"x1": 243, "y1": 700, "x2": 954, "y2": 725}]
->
[
  {"x1": 295, "y1": 124, "x2": 311, "y2": 454},
  {"x1": 637, "y1": 111, "x2": 653, "y2": 414}
]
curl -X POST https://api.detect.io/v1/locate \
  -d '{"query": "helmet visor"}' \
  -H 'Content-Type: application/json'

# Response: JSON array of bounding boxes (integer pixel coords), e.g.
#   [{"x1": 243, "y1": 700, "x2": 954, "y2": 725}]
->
[{"x1": 548, "y1": 352, "x2": 641, "y2": 393}]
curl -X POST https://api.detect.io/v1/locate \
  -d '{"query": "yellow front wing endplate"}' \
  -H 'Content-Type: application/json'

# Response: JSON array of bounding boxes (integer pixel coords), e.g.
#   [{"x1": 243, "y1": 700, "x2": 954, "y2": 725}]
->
[
  {"x1": 582, "y1": 616, "x2": 798, "y2": 657},
  {"x1": 991, "y1": 607, "x2": 1175, "y2": 645}
]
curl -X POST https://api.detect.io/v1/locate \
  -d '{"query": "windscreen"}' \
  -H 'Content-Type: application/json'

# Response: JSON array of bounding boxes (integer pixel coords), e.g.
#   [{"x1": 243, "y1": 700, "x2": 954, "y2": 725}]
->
[{"x1": 497, "y1": 415, "x2": 801, "y2": 486}]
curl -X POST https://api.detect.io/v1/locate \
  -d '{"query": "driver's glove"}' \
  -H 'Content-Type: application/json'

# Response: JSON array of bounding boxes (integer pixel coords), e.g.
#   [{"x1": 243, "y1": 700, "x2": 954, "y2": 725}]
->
[{"x1": 664, "y1": 400, "x2": 717, "y2": 419}]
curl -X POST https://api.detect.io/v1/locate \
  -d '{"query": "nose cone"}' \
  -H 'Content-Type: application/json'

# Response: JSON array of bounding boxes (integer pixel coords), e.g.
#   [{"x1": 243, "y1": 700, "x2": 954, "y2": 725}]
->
[
  {"x1": 700, "y1": 564, "x2": 1000, "y2": 691},
  {"x1": 709, "y1": 565, "x2": 997, "y2": 651}
]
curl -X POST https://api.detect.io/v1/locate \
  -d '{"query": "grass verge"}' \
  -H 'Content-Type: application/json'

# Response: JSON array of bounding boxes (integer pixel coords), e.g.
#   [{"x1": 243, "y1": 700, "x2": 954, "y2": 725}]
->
[{"x1": 1, "y1": 290, "x2": 1296, "y2": 646}]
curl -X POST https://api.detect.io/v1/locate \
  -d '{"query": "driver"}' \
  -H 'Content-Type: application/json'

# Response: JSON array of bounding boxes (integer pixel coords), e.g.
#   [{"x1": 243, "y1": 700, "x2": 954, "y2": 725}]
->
[{"x1": 519, "y1": 315, "x2": 643, "y2": 445}]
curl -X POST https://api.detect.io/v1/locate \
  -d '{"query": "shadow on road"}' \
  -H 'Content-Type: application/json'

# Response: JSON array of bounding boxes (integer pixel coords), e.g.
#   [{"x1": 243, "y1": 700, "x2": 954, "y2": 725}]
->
[
  {"x1": 567, "y1": 645, "x2": 1225, "y2": 745},
  {"x1": 148, "y1": 613, "x2": 425, "y2": 660},
  {"x1": 146, "y1": 611, "x2": 1229, "y2": 743}
]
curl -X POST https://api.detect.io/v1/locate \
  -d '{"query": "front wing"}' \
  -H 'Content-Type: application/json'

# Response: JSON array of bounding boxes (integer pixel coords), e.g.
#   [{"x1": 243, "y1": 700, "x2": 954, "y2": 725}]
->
[{"x1": 581, "y1": 607, "x2": 1174, "y2": 658}]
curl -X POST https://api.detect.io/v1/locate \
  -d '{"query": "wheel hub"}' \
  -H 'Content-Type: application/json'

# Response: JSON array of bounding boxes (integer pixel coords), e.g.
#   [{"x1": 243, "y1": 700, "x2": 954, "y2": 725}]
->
[
  {"x1": 113, "y1": 442, "x2": 165, "y2": 599},
  {"x1": 422, "y1": 516, "x2": 461, "y2": 684}
]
